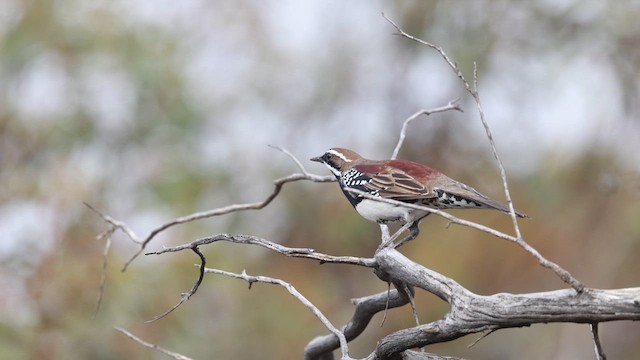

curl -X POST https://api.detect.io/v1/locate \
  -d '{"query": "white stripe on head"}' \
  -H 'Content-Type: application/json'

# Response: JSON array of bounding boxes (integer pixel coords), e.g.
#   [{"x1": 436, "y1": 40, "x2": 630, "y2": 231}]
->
[{"x1": 327, "y1": 149, "x2": 351, "y2": 162}]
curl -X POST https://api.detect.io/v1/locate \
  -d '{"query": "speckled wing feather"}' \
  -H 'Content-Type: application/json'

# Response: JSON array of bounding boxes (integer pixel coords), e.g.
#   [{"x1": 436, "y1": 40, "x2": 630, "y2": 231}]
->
[{"x1": 354, "y1": 164, "x2": 436, "y2": 201}]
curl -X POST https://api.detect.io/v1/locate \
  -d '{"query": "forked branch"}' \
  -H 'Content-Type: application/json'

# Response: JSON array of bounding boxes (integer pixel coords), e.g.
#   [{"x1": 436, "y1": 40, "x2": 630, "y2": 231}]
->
[
  {"x1": 143, "y1": 234, "x2": 375, "y2": 322},
  {"x1": 369, "y1": 248, "x2": 640, "y2": 360}
]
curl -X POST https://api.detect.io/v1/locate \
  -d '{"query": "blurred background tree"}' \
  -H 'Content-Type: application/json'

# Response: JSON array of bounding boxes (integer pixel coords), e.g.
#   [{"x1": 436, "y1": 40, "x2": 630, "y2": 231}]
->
[{"x1": 1, "y1": 1, "x2": 638, "y2": 359}]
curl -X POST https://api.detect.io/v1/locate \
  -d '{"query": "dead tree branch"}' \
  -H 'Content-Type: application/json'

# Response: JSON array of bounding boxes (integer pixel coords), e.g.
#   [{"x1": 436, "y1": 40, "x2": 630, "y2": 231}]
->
[
  {"x1": 304, "y1": 289, "x2": 412, "y2": 360},
  {"x1": 204, "y1": 268, "x2": 352, "y2": 360},
  {"x1": 146, "y1": 234, "x2": 375, "y2": 267},
  {"x1": 114, "y1": 326, "x2": 195, "y2": 360},
  {"x1": 591, "y1": 323, "x2": 607, "y2": 360},
  {"x1": 391, "y1": 100, "x2": 463, "y2": 160},
  {"x1": 86, "y1": 152, "x2": 335, "y2": 273},
  {"x1": 122, "y1": 171, "x2": 334, "y2": 270},
  {"x1": 364, "y1": 248, "x2": 640, "y2": 360},
  {"x1": 143, "y1": 234, "x2": 375, "y2": 322},
  {"x1": 345, "y1": 187, "x2": 584, "y2": 292}
]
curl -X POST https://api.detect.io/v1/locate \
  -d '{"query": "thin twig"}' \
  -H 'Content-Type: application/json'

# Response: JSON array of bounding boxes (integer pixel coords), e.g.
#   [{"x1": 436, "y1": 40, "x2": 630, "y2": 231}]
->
[
  {"x1": 84, "y1": 202, "x2": 142, "y2": 244},
  {"x1": 143, "y1": 234, "x2": 375, "y2": 327},
  {"x1": 391, "y1": 100, "x2": 463, "y2": 160},
  {"x1": 467, "y1": 328, "x2": 499, "y2": 348},
  {"x1": 145, "y1": 233, "x2": 376, "y2": 268},
  {"x1": 145, "y1": 247, "x2": 207, "y2": 323},
  {"x1": 591, "y1": 323, "x2": 607, "y2": 360},
  {"x1": 383, "y1": 13, "x2": 469, "y2": 91},
  {"x1": 401, "y1": 284, "x2": 419, "y2": 326},
  {"x1": 122, "y1": 171, "x2": 334, "y2": 271},
  {"x1": 344, "y1": 187, "x2": 583, "y2": 291},
  {"x1": 86, "y1": 147, "x2": 335, "y2": 273},
  {"x1": 114, "y1": 327, "x2": 194, "y2": 360},
  {"x1": 469, "y1": 62, "x2": 524, "y2": 242},
  {"x1": 380, "y1": 282, "x2": 392, "y2": 327},
  {"x1": 269, "y1": 144, "x2": 309, "y2": 174},
  {"x1": 305, "y1": 288, "x2": 411, "y2": 359},
  {"x1": 93, "y1": 227, "x2": 113, "y2": 317},
  {"x1": 346, "y1": 188, "x2": 516, "y2": 241},
  {"x1": 84, "y1": 145, "x2": 336, "y2": 271},
  {"x1": 204, "y1": 268, "x2": 352, "y2": 360}
]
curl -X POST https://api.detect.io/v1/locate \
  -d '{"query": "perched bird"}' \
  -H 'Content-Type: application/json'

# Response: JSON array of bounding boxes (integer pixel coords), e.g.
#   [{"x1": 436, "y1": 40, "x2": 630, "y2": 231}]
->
[{"x1": 311, "y1": 148, "x2": 526, "y2": 246}]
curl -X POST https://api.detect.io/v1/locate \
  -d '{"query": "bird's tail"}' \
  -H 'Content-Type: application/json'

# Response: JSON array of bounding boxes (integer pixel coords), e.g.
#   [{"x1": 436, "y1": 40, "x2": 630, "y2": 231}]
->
[{"x1": 438, "y1": 181, "x2": 528, "y2": 218}]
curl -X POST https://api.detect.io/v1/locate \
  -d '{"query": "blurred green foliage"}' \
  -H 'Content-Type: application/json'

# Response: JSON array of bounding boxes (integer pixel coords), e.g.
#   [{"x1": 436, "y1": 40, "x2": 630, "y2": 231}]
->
[{"x1": 1, "y1": 1, "x2": 639, "y2": 359}]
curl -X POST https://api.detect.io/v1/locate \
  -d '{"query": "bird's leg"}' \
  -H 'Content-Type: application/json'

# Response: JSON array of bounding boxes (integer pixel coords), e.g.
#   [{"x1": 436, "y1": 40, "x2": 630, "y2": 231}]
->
[
  {"x1": 380, "y1": 221, "x2": 414, "y2": 249},
  {"x1": 393, "y1": 221, "x2": 421, "y2": 249}
]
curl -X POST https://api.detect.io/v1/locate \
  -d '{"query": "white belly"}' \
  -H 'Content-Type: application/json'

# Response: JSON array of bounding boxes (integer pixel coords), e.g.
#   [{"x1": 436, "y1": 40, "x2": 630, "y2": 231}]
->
[{"x1": 355, "y1": 199, "x2": 427, "y2": 224}]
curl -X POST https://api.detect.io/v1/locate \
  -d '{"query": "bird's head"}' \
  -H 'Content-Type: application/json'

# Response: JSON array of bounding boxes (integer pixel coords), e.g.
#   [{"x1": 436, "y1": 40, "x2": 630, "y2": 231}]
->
[{"x1": 310, "y1": 148, "x2": 363, "y2": 176}]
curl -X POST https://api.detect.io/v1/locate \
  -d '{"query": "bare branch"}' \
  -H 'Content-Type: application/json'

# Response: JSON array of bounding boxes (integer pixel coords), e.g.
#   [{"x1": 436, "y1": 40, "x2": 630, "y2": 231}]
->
[
  {"x1": 142, "y1": 233, "x2": 373, "y2": 323},
  {"x1": 145, "y1": 234, "x2": 376, "y2": 268},
  {"x1": 390, "y1": 351, "x2": 465, "y2": 360},
  {"x1": 306, "y1": 247, "x2": 639, "y2": 359},
  {"x1": 269, "y1": 144, "x2": 311, "y2": 174},
  {"x1": 591, "y1": 323, "x2": 607, "y2": 360},
  {"x1": 380, "y1": 282, "x2": 392, "y2": 327},
  {"x1": 145, "y1": 247, "x2": 207, "y2": 323},
  {"x1": 205, "y1": 268, "x2": 352, "y2": 360},
  {"x1": 391, "y1": 100, "x2": 463, "y2": 160},
  {"x1": 84, "y1": 202, "x2": 142, "y2": 244},
  {"x1": 114, "y1": 326, "x2": 194, "y2": 360},
  {"x1": 345, "y1": 187, "x2": 584, "y2": 291},
  {"x1": 400, "y1": 284, "x2": 420, "y2": 326},
  {"x1": 93, "y1": 228, "x2": 112, "y2": 317},
  {"x1": 466, "y1": 329, "x2": 499, "y2": 349},
  {"x1": 304, "y1": 288, "x2": 412, "y2": 360},
  {"x1": 122, "y1": 171, "x2": 334, "y2": 270},
  {"x1": 86, "y1": 146, "x2": 335, "y2": 273},
  {"x1": 345, "y1": 188, "x2": 516, "y2": 242},
  {"x1": 382, "y1": 14, "x2": 470, "y2": 92},
  {"x1": 374, "y1": 248, "x2": 467, "y2": 303},
  {"x1": 469, "y1": 62, "x2": 524, "y2": 241},
  {"x1": 369, "y1": 248, "x2": 640, "y2": 359}
]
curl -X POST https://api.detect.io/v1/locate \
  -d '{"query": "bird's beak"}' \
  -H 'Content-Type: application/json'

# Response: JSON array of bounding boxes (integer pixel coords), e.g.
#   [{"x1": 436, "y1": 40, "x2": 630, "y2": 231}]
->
[{"x1": 310, "y1": 155, "x2": 323, "y2": 163}]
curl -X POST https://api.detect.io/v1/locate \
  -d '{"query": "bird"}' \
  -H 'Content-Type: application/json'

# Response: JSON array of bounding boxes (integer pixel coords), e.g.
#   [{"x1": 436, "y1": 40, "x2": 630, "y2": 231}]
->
[{"x1": 310, "y1": 147, "x2": 526, "y2": 247}]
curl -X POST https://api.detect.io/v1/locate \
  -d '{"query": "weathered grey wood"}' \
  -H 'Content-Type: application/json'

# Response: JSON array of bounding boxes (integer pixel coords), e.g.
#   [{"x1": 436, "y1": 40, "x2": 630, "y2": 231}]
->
[
  {"x1": 304, "y1": 289, "x2": 412, "y2": 360},
  {"x1": 366, "y1": 248, "x2": 640, "y2": 360},
  {"x1": 303, "y1": 247, "x2": 640, "y2": 359}
]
